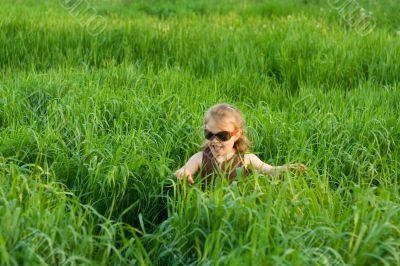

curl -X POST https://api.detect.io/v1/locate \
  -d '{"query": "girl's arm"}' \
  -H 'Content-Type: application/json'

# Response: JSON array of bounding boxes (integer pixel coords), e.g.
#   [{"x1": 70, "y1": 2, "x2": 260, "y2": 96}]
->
[
  {"x1": 174, "y1": 152, "x2": 203, "y2": 184},
  {"x1": 244, "y1": 153, "x2": 306, "y2": 176}
]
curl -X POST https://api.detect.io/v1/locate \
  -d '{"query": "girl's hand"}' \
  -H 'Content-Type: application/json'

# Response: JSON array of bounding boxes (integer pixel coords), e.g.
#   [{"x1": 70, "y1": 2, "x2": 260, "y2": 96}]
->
[
  {"x1": 175, "y1": 168, "x2": 194, "y2": 184},
  {"x1": 288, "y1": 163, "x2": 307, "y2": 173}
]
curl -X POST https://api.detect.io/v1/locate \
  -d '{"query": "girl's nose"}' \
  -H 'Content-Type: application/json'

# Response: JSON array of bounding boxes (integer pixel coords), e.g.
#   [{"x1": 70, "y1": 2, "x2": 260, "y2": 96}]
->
[{"x1": 211, "y1": 137, "x2": 221, "y2": 143}]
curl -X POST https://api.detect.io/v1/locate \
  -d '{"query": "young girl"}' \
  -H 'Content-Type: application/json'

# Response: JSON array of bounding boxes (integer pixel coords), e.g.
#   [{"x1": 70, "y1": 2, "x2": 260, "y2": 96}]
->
[{"x1": 175, "y1": 103, "x2": 306, "y2": 185}]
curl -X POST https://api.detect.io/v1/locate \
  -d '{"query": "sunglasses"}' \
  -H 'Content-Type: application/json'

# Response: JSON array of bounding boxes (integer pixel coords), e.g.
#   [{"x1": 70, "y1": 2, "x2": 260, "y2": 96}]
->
[{"x1": 204, "y1": 129, "x2": 235, "y2": 142}]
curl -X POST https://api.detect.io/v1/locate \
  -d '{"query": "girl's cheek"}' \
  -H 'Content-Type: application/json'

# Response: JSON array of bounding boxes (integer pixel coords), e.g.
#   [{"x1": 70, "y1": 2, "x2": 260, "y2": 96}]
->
[{"x1": 227, "y1": 140, "x2": 235, "y2": 149}]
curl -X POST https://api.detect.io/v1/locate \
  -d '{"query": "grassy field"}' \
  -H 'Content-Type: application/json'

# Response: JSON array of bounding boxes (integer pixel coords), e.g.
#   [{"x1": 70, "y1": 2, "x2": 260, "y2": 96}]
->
[{"x1": 1, "y1": 0, "x2": 399, "y2": 265}]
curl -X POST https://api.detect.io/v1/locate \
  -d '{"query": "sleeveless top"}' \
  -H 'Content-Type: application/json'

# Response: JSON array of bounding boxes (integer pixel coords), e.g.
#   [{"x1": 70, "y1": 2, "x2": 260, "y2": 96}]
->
[{"x1": 200, "y1": 146, "x2": 249, "y2": 187}]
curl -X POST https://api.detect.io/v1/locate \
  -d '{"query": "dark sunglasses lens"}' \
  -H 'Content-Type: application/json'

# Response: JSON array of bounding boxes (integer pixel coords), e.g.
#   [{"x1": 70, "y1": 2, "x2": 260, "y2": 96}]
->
[
  {"x1": 204, "y1": 130, "x2": 214, "y2": 140},
  {"x1": 216, "y1": 131, "x2": 230, "y2": 141}
]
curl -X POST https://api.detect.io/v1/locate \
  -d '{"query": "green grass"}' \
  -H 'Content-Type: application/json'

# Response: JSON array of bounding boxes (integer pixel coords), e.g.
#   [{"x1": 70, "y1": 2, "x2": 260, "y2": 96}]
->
[{"x1": 1, "y1": 0, "x2": 399, "y2": 265}]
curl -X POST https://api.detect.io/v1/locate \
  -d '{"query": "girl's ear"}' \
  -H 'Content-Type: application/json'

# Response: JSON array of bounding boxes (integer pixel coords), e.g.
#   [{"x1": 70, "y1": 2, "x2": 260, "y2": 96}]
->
[{"x1": 234, "y1": 129, "x2": 242, "y2": 140}]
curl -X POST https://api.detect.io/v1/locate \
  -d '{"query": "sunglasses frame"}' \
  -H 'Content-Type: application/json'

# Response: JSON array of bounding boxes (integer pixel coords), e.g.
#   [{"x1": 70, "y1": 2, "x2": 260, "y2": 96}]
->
[{"x1": 204, "y1": 129, "x2": 236, "y2": 142}]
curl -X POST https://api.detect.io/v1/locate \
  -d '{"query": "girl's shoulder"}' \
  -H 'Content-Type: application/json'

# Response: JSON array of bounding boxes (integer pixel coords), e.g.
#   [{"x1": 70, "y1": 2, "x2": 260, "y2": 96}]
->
[
  {"x1": 193, "y1": 151, "x2": 204, "y2": 160},
  {"x1": 185, "y1": 151, "x2": 203, "y2": 169},
  {"x1": 242, "y1": 153, "x2": 259, "y2": 166}
]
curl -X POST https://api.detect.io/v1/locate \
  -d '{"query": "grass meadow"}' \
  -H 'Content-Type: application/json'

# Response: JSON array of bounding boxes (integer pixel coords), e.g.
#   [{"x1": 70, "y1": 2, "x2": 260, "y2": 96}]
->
[{"x1": 1, "y1": 0, "x2": 399, "y2": 265}]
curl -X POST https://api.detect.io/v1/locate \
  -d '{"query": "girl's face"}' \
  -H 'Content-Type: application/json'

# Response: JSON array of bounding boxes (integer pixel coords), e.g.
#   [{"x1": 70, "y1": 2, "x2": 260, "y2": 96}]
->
[{"x1": 205, "y1": 117, "x2": 240, "y2": 157}]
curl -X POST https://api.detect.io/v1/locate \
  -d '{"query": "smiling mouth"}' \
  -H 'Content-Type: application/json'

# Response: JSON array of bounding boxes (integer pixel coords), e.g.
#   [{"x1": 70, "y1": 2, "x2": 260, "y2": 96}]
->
[{"x1": 210, "y1": 143, "x2": 224, "y2": 152}]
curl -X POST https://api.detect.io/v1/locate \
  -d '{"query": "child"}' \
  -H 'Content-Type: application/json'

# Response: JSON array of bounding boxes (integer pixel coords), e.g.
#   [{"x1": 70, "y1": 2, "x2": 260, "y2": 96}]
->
[{"x1": 175, "y1": 103, "x2": 307, "y2": 185}]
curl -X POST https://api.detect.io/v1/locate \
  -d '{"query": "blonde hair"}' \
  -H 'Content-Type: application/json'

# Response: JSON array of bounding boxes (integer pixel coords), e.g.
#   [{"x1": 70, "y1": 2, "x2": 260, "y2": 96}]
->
[{"x1": 203, "y1": 103, "x2": 251, "y2": 153}]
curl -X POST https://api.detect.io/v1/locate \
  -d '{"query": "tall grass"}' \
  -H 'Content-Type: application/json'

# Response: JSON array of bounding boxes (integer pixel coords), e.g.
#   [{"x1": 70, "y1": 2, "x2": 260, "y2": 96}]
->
[{"x1": 0, "y1": 0, "x2": 399, "y2": 265}]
